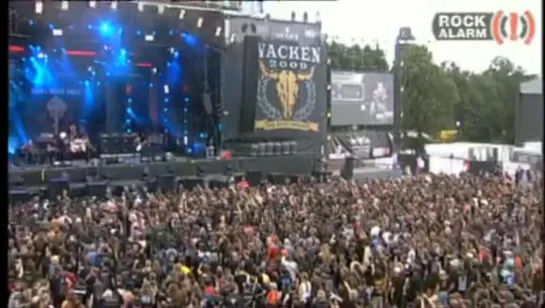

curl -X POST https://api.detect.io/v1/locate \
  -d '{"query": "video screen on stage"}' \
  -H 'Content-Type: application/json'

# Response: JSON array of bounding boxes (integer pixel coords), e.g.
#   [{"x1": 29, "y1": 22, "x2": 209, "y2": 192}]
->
[
  {"x1": 331, "y1": 71, "x2": 394, "y2": 126},
  {"x1": 253, "y1": 39, "x2": 327, "y2": 137}
]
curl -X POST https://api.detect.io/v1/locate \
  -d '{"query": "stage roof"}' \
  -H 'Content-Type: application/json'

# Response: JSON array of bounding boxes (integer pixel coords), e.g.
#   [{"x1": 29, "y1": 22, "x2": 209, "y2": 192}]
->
[{"x1": 519, "y1": 78, "x2": 542, "y2": 95}]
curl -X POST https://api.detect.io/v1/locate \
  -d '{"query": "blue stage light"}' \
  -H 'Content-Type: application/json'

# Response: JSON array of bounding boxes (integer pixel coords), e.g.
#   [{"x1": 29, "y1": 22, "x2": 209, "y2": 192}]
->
[
  {"x1": 99, "y1": 22, "x2": 112, "y2": 35},
  {"x1": 29, "y1": 20, "x2": 34, "y2": 26},
  {"x1": 163, "y1": 108, "x2": 168, "y2": 112},
  {"x1": 164, "y1": 98, "x2": 169, "y2": 103},
  {"x1": 181, "y1": 32, "x2": 198, "y2": 47},
  {"x1": 169, "y1": 30, "x2": 174, "y2": 35},
  {"x1": 149, "y1": 83, "x2": 154, "y2": 88},
  {"x1": 84, "y1": 80, "x2": 90, "y2": 86},
  {"x1": 183, "y1": 108, "x2": 188, "y2": 112},
  {"x1": 126, "y1": 107, "x2": 132, "y2": 113},
  {"x1": 163, "y1": 118, "x2": 167, "y2": 122},
  {"x1": 127, "y1": 129, "x2": 132, "y2": 133},
  {"x1": 120, "y1": 49, "x2": 127, "y2": 55},
  {"x1": 136, "y1": 30, "x2": 142, "y2": 36},
  {"x1": 128, "y1": 98, "x2": 132, "y2": 103},
  {"x1": 126, "y1": 118, "x2": 131, "y2": 123},
  {"x1": 97, "y1": 81, "x2": 101, "y2": 86},
  {"x1": 173, "y1": 51, "x2": 179, "y2": 58},
  {"x1": 88, "y1": 24, "x2": 93, "y2": 29},
  {"x1": 48, "y1": 24, "x2": 54, "y2": 29},
  {"x1": 184, "y1": 97, "x2": 190, "y2": 103},
  {"x1": 164, "y1": 128, "x2": 168, "y2": 133}
]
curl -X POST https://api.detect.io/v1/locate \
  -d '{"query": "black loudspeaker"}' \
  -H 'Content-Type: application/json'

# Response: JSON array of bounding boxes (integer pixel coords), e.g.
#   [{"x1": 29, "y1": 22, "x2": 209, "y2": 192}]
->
[
  {"x1": 267, "y1": 173, "x2": 289, "y2": 184},
  {"x1": 9, "y1": 189, "x2": 31, "y2": 204},
  {"x1": 86, "y1": 182, "x2": 108, "y2": 198},
  {"x1": 209, "y1": 176, "x2": 230, "y2": 189},
  {"x1": 340, "y1": 156, "x2": 355, "y2": 180},
  {"x1": 245, "y1": 170, "x2": 262, "y2": 186},
  {"x1": 47, "y1": 178, "x2": 69, "y2": 199},
  {"x1": 157, "y1": 174, "x2": 176, "y2": 192},
  {"x1": 180, "y1": 176, "x2": 205, "y2": 190}
]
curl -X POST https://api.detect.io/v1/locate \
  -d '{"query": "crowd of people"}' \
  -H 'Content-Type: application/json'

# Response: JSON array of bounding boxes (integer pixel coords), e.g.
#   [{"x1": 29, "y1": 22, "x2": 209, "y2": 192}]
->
[{"x1": 8, "y1": 171, "x2": 544, "y2": 308}]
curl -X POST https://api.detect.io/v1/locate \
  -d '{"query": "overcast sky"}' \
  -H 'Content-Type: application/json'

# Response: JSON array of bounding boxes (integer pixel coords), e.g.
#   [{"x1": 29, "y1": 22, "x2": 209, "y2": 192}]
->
[{"x1": 258, "y1": 0, "x2": 542, "y2": 75}]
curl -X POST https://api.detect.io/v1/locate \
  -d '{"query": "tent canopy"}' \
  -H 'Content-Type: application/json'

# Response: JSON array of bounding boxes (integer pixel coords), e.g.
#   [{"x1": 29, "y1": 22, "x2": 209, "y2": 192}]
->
[{"x1": 519, "y1": 78, "x2": 542, "y2": 95}]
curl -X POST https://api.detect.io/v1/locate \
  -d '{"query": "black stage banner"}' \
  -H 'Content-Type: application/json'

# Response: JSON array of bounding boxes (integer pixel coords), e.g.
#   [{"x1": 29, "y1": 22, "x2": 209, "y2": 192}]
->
[{"x1": 254, "y1": 39, "x2": 326, "y2": 136}]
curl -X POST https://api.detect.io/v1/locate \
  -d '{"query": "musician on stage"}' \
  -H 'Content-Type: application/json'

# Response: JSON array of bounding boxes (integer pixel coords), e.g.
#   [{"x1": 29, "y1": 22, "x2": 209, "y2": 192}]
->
[
  {"x1": 63, "y1": 123, "x2": 94, "y2": 163},
  {"x1": 19, "y1": 140, "x2": 38, "y2": 166}
]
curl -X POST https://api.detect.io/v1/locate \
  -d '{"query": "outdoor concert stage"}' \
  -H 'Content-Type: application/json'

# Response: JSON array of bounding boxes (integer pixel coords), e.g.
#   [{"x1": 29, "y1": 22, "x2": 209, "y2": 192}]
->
[{"x1": 9, "y1": 154, "x2": 316, "y2": 187}]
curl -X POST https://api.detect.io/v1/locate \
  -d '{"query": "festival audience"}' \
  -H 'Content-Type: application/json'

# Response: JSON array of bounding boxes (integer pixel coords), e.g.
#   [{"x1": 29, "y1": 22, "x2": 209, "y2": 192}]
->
[{"x1": 8, "y1": 172, "x2": 544, "y2": 308}]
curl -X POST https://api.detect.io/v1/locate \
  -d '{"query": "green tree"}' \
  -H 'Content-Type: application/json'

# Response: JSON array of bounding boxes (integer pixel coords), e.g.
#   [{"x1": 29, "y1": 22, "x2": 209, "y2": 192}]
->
[
  {"x1": 400, "y1": 45, "x2": 458, "y2": 149},
  {"x1": 327, "y1": 41, "x2": 388, "y2": 72}
]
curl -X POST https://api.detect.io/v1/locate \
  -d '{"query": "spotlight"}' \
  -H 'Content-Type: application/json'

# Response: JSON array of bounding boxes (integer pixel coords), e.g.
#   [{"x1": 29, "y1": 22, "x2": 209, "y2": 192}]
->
[
  {"x1": 61, "y1": 1, "x2": 69, "y2": 11},
  {"x1": 145, "y1": 35, "x2": 154, "y2": 42},
  {"x1": 35, "y1": 1, "x2": 43, "y2": 14},
  {"x1": 183, "y1": 136, "x2": 188, "y2": 145},
  {"x1": 110, "y1": 1, "x2": 117, "y2": 10},
  {"x1": 137, "y1": 2, "x2": 144, "y2": 12},
  {"x1": 100, "y1": 22, "x2": 112, "y2": 35},
  {"x1": 158, "y1": 5, "x2": 165, "y2": 14},
  {"x1": 89, "y1": 1, "x2": 96, "y2": 8},
  {"x1": 179, "y1": 10, "x2": 185, "y2": 19},
  {"x1": 151, "y1": 67, "x2": 157, "y2": 74},
  {"x1": 229, "y1": 34, "x2": 236, "y2": 43},
  {"x1": 197, "y1": 17, "x2": 203, "y2": 28},
  {"x1": 163, "y1": 85, "x2": 169, "y2": 94},
  {"x1": 52, "y1": 29, "x2": 63, "y2": 36},
  {"x1": 215, "y1": 27, "x2": 222, "y2": 37}
]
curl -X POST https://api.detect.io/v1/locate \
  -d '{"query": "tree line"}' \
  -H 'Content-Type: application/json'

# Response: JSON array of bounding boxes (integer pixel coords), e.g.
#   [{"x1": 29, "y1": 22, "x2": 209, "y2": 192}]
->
[{"x1": 327, "y1": 41, "x2": 537, "y2": 145}]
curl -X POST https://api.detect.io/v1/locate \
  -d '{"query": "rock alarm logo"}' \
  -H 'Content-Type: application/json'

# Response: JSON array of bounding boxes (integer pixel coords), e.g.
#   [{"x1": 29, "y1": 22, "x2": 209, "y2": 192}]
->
[{"x1": 432, "y1": 11, "x2": 536, "y2": 45}]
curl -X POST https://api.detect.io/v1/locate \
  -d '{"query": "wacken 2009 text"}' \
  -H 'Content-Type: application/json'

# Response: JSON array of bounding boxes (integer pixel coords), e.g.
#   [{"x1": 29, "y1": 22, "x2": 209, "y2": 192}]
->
[{"x1": 258, "y1": 42, "x2": 322, "y2": 70}]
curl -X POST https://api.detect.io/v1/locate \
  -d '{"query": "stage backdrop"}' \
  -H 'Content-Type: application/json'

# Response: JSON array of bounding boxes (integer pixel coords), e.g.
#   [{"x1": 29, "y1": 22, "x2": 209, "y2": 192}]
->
[
  {"x1": 331, "y1": 71, "x2": 394, "y2": 126},
  {"x1": 239, "y1": 37, "x2": 327, "y2": 153},
  {"x1": 222, "y1": 16, "x2": 323, "y2": 144},
  {"x1": 21, "y1": 81, "x2": 105, "y2": 142}
]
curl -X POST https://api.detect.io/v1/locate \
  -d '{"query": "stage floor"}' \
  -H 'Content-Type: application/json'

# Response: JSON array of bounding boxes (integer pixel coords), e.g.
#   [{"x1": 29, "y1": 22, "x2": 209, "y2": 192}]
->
[{"x1": 9, "y1": 154, "x2": 317, "y2": 187}]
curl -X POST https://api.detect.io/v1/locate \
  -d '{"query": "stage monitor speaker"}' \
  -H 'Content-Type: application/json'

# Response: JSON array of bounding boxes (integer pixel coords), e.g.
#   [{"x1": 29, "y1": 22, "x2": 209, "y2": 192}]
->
[
  {"x1": 157, "y1": 174, "x2": 176, "y2": 192},
  {"x1": 9, "y1": 189, "x2": 31, "y2": 204},
  {"x1": 340, "y1": 156, "x2": 355, "y2": 180},
  {"x1": 245, "y1": 170, "x2": 262, "y2": 186},
  {"x1": 180, "y1": 176, "x2": 205, "y2": 190},
  {"x1": 209, "y1": 176, "x2": 230, "y2": 189},
  {"x1": 47, "y1": 178, "x2": 69, "y2": 199},
  {"x1": 86, "y1": 182, "x2": 108, "y2": 198},
  {"x1": 267, "y1": 173, "x2": 288, "y2": 184}
]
